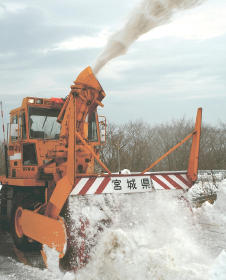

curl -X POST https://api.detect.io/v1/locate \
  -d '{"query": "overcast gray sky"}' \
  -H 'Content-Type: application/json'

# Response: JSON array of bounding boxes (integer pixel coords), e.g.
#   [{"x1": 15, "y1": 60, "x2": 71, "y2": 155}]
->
[{"x1": 0, "y1": 0, "x2": 226, "y2": 128}]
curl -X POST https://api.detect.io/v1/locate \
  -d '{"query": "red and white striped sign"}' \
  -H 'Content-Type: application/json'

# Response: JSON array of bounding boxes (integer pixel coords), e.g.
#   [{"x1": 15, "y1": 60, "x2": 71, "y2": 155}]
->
[{"x1": 70, "y1": 173, "x2": 192, "y2": 196}]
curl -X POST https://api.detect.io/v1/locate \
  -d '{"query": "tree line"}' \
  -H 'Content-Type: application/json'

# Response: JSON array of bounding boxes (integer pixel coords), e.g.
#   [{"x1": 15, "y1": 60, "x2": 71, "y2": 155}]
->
[
  {"x1": 0, "y1": 118, "x2": 225, "y2": 175},
  {"x1": 99, "y1": 118, "x2": 226, "y2": 173}
]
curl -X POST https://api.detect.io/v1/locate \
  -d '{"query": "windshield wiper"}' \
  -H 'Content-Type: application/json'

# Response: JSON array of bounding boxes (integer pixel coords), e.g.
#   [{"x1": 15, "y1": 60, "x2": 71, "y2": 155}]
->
[{"x1": 42, "y1": 115, "x2": 48, "y2": 129}]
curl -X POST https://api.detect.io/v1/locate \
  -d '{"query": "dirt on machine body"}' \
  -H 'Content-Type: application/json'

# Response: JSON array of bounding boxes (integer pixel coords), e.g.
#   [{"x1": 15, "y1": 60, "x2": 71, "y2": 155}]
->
[{"x1": 0, "y1": 66, "x2": 202, "y2": 269}]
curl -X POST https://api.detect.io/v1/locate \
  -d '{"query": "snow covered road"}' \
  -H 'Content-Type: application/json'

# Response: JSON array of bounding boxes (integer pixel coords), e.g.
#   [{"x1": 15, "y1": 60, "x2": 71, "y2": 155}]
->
[{"x1": 1, "y1": 180, "x2": 226, "y2": 280}]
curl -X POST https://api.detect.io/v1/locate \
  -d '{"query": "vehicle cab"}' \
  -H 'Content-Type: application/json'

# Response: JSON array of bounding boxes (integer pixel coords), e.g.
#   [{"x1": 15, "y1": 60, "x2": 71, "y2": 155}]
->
[
  {"x1": 8, "y1": 97, "x2": 64, "y2": 180},
  {"x1": 8, "y1": 96, "x2": 106, "y2": 181}
]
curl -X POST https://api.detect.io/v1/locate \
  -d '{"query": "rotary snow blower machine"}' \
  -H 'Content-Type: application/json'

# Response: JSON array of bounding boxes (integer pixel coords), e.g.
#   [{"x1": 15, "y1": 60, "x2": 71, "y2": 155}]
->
[{"x1": 0, "y1": 66, "x2": 202, "y2": 270}]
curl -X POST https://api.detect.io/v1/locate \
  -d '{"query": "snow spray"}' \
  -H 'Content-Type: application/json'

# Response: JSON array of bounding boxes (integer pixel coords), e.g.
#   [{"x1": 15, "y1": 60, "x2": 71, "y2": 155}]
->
[
  {"x1": 64, "y1": 179, "x2": 226, "y2": 280},
  {"x1": 93, "y1": 0, "x2": 204, "y2": 74}
]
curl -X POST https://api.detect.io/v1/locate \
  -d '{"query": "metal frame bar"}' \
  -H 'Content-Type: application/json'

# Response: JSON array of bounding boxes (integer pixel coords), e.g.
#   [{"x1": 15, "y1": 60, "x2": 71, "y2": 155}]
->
[{"x1": 140, "y1": 108, "x2": 202, "y2": 181}]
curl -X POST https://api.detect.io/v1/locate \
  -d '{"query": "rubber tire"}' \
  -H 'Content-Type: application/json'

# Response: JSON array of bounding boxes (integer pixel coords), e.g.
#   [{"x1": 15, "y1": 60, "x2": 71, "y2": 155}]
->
[{"x1": 0, "y1": 186, "x2": 9, "y2": 231}]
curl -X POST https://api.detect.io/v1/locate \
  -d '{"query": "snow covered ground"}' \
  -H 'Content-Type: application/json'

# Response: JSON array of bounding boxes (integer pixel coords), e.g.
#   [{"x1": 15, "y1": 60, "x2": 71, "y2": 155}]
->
[{"x1": 1, "y1": 179, "x2": 226, "y2": 280}]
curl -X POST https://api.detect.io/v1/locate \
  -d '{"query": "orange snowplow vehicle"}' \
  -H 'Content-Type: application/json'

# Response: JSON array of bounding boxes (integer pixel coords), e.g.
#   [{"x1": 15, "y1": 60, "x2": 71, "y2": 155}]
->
[{"x1": 0, "y1": 66, "x2": 202, "y2": 269}]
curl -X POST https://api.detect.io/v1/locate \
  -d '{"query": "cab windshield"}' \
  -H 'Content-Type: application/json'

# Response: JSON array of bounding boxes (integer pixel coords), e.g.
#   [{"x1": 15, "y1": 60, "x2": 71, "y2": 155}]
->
[{"x1": 29, "y1": 107, "x2": 61, "y2": 139}]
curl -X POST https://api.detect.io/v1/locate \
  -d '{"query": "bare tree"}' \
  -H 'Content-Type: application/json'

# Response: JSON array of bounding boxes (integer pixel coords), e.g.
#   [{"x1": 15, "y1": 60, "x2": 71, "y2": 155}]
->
[
  {"x1": 100, "y1": 118, "x2": 226, "y2": 173},
  {"x1": 199, "y1": 122, "x2": 226, "y2": 170}
]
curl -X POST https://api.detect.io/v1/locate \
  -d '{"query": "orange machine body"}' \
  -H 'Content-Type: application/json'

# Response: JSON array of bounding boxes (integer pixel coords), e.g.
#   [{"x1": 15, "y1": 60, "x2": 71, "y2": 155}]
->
[{"x1": 0, "y1": 67, "x2": 108, "y2": 258}]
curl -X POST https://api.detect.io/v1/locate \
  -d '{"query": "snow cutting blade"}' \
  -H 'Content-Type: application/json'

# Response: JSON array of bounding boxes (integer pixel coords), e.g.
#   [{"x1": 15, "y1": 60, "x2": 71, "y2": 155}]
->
[{"x1": 16, "y1": 208, "x2": 67, "y2": 258}]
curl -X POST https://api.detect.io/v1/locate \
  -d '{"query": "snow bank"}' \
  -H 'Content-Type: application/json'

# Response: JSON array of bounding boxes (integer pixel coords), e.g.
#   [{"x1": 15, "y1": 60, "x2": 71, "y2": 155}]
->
[
  {"x1": 42, "y1": 179, "x2": 226, "y2": 280},
  {"x1": 210, "y1": 250, "x2": 226, "y2": 280},
  {"x1": 66, "y1": 191, "x2": 210, "y2": 279}
]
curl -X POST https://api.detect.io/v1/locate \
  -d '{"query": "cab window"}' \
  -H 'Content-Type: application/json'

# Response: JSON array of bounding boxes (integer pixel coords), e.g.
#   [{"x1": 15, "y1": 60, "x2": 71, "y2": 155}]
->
[
  {"x1": 29, "y1": 107, "x2": 61, "y2": 139},
  {"x1": 10, "y1": 114, "x2": 18, "y2": 142},
  {"x1": 19, "y1": 112, "x2": 27, "y2": 139},
  {"x1": 88, "y1": 112, "x2": 98, "y2": 142}
]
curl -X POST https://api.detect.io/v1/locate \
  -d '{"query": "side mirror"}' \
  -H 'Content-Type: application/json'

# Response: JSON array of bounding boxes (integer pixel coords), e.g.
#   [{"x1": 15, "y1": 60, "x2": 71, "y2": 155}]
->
[{"x1": 98, "y1": 116, "x2": 106, "y2": 144}]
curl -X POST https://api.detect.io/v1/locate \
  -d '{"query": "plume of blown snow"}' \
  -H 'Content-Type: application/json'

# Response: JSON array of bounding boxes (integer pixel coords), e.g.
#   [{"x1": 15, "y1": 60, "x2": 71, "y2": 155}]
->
[
  {"x1": 68, "y1": 191, "x2": 211, "y2": 280},
  {"x1": 93, "y1": 0, "x2": 204, "y2": 74}
]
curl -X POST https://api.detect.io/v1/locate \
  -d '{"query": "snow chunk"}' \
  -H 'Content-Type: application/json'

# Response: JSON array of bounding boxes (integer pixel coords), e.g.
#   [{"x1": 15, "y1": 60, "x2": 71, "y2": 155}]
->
[{"x1": 210, "y1": 250, "x2": 226, "y2": 280}]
